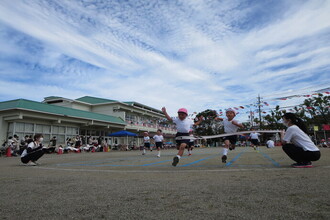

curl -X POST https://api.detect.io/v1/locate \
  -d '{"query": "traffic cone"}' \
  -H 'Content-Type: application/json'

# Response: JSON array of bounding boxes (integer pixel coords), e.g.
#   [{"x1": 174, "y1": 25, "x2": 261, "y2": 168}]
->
[
  {"x1": 6, "y1": 148, "x2": 12, "y2": 157},
  {"x1": 57, "y1": 148, "x2": 63, "y2": 155}
]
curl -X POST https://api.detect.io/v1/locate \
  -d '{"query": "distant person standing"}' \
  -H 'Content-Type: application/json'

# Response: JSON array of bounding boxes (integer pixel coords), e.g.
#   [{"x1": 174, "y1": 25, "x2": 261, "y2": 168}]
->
[
  {"x1": 281, "y1": 113, "x2": 320, "y2": 168},
  {"x1": 249, "y1": 129, "x2": 261, "y2": 151}
]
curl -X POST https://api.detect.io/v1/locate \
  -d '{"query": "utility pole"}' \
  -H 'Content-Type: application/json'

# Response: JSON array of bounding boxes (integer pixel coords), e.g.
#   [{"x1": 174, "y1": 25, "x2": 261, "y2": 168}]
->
[{"x1": 257, "y1": 94, "x2": 262, "y2": 128}]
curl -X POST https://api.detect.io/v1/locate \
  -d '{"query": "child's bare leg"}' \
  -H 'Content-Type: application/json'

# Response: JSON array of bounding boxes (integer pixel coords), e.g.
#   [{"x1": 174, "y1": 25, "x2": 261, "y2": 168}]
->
[
  {"x1": 172, "y1": 143, "x2": 187, "y2": 166},
  {"x1": 222, "y1": 140, "x2": 230, "y2": 163},
  {"x1": 177, "y1": 143, "x2": 186, "y2": 157}
]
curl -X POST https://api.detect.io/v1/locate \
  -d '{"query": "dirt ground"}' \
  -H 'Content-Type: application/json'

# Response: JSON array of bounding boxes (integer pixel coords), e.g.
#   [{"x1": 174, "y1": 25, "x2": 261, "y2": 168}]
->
[{"x1": 0, "y1": 146, "x2": 329, "y2": 220}]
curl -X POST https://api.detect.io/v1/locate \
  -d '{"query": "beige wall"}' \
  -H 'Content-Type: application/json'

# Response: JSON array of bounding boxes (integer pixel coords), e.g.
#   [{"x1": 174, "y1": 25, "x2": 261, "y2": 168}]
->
[
  {"x1": 0, "y1": 115, "x2": 8, "y2": 144},
  {"x1": 71, "y1": 103, "x2": 91, "y2": 111}
]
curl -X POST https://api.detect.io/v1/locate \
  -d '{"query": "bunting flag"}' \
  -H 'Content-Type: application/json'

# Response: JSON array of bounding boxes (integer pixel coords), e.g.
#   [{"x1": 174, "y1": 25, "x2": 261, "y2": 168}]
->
[{"x1": 211, "y1": 91, "x2": 329, "y2": 117}]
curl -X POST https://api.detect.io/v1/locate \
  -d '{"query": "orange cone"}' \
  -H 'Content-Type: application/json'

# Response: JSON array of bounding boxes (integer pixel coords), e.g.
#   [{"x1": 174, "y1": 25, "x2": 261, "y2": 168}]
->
[
  {"x1": 6, "y1": 147, "x2": 11, "y2": 157},
  {"x1": 57, "y1": 148, "x2": 63, "y2": 155}
]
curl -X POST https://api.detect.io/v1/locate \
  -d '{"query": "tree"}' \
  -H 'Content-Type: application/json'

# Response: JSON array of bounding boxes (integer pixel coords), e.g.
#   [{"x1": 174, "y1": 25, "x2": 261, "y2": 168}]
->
[
  {"x1": 194, "y1": 109, "x2": 223, "y2": 146},
  {"x1": 263, "y1": 105, "x2": 286, "y2": 130},
  {"x1": 195, "y1": 109, "x2": 222, "y2": 136},
  {"x1": 262, "y1": 93, "x2": 330, "y2": 132},
  {"x1": 303, "y1": 93, "x2": 330, "y2": 126}
]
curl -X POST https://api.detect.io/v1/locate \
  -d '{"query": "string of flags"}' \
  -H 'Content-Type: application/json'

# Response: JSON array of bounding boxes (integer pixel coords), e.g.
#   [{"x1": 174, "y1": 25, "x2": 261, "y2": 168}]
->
[
  {"x1": 271, "y1": 90, "x2": 330, "y2": 101},
  {"x1": 217, "y1": 90, "x2": 330, "y2": 116}
]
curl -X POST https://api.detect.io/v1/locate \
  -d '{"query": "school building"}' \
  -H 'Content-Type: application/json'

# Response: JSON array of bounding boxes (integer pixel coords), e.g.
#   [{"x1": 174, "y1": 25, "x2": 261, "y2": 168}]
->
[{"x1": 0, "y1": 96, "x2": 176, "y2": 146}]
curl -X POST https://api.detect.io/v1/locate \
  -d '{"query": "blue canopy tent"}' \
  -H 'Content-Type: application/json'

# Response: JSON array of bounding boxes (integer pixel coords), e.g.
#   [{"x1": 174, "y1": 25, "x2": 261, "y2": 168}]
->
[
  {"x1": 108, "y1": 130, "x2": 138, "y2": 137},
  {"x1": 108, "y1": 130, "x2": 138, "y2": 149}
]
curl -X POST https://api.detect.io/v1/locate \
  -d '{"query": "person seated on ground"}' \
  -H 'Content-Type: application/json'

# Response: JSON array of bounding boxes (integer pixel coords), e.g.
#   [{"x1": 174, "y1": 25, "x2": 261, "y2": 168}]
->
[
  {"x1": 7, "y1": 136, "x2": 18, "y2": 156},
  {"x1": 64, "y1": 144, "x2": 80, "y2": 153},
  {"x1": 92, "y1": 138, "x2": 100, "y2": 150},
  {"x1": 0, "y1": 141, "x2": 7, "y2": 156},
  {"x1": 81, "y1": 144, "x2": 92, "y2": 152},
  {"x1": 266, "y1": 139, "x2": 275, "y2": 148},
  {"x1": 101, "y1": 138, "x2": 108, "y2": 152},
  {"x1": 74, "y1": 135, "x2": 81, "y2": 149},
  {"x1": 281, "y1": 113, "x2": 320, "y2": 168},
  {"x1": 21, "y1": 134, "x2": 48, "y2": 166},
  {"x1": 50, "y1": 136, "x2": 57, "y2": 147},
  {"x1": 320, "y1": 139, "x2": 327, "y2": 148},
  {"x1": 19, "y1": 136, "x2": 28, "y2": 155}
]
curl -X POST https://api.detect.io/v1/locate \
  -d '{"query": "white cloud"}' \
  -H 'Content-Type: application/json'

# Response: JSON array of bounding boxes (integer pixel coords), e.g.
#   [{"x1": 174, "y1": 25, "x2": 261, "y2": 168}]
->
[{"x1": 0, "y1": 0, "x2": 329, "y2": 120}]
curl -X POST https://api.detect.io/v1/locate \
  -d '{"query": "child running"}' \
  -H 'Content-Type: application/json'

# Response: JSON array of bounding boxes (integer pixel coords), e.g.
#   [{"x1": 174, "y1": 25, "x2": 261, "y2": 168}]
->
[
  {"x1": 217, "y1": 109, "x2": 244, "y2": 163},
  {"x1": 142, "y1": 132, "x2": 151, "y2": 155},
  {"x1": 249, "y1": 129, "x2": 261, "y2": 151},
  {"x1": 153, "y1": 129, "x2": 164, "y2": 157},
  {"x1": 162, "y1": 107, "x2": 203, "y2": 166}
]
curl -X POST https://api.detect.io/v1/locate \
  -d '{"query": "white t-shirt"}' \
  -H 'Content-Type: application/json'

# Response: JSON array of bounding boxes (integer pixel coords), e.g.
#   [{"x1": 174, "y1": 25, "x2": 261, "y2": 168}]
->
[
  {"x1": 223, "y1": 118, "x2": 240, "y2": 133},
  {"x1": 153, "y1": 135, "x2": 164, "y2": 143},
  {"x1": 21, "y1": 141, "x2": 40, "y2": 158},
  {"x1": 143, "y1": 136, "x2": 150, "y2": 143},
  {"x1": 250, "y1": 132, "x2": 260, "y2": 140},
  {"x1": 173, "y1": 118, "x2": 194, "y2": 133},
  {"x1": 283, "y1": 125, "x2": 319, "y2": 151},
  {"x1": 266, "y1": 140, "x2": 275, "y2": 148}
]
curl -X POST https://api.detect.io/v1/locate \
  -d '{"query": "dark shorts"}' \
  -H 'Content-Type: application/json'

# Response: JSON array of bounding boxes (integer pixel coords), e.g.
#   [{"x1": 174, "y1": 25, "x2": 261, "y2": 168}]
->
[
  {"x1": 144, "y1": 143, "x2": 151, "y2": 148},
  {"x1": 223, "y1": 135, "x2": 237, "y2": 145},
  {"x1": 175, "y1": 132, "x2": 190, "y2": 146},
  {"x1": 251, "y1": 139, "x2": 259, "y2": 146},
  {"x1": 155, "y1": 142, "x2": 163, "y2": 148}
]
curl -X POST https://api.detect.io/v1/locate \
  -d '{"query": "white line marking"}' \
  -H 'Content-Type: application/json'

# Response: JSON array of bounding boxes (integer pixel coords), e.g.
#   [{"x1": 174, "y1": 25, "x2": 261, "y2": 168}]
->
[{"x1": 34, "y1": 166, "x2": 329, "y2": 173}]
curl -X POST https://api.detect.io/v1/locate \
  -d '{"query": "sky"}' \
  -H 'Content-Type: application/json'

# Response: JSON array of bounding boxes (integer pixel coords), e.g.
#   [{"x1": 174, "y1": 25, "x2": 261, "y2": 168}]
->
[{"x1": 0, "y1": 0, "x2": 329, "y2": 120}]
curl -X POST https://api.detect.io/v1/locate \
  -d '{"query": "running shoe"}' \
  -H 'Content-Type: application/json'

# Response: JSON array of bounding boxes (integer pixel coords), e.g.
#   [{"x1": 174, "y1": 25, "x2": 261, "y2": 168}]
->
[
  {"x1": 32, "y1": 161, "x2": 40, "y2": 165},
  {"x1": 172, "y1": 156, "x2": 179, "y2": 166},
  {"x1": 292, "y1": 162, "x2": 313, "y2": 168},
  {"x1": 188, "y1": 153, "x2": 192, "y2": 156},
  {"x1": 26, "y1": 161, "x2": 37, "y2": 166},
  {"x1": 222, "y1": 155, "x2": 227, "y2": 163}
]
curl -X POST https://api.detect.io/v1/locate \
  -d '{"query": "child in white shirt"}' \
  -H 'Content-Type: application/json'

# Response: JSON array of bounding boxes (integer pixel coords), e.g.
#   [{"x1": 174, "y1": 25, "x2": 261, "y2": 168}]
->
[
  {"x1": 217, "y1": 109, "x2": 244, "y2": 163},
  {"x1": 153, "y1": 129, "x2": 164, "y2": 157},
  {"x1": 162, "y1": 107, "x2": 202, "y2": 166}
]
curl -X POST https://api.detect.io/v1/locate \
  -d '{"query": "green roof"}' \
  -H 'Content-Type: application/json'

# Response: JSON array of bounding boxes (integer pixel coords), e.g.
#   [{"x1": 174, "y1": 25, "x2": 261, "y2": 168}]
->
[
  {"x1": 0, "y1": 99, "x2": 126, "y2": 125},
  {"x1": 76, "y1": 96, "x2": 117, "y2": 104}
]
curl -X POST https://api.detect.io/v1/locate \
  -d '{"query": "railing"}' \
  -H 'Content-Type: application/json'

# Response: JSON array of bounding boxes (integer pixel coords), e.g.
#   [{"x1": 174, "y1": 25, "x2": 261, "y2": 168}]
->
[{"x1": 125, "y1": 121, "x2": 177, "y2": 133}]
